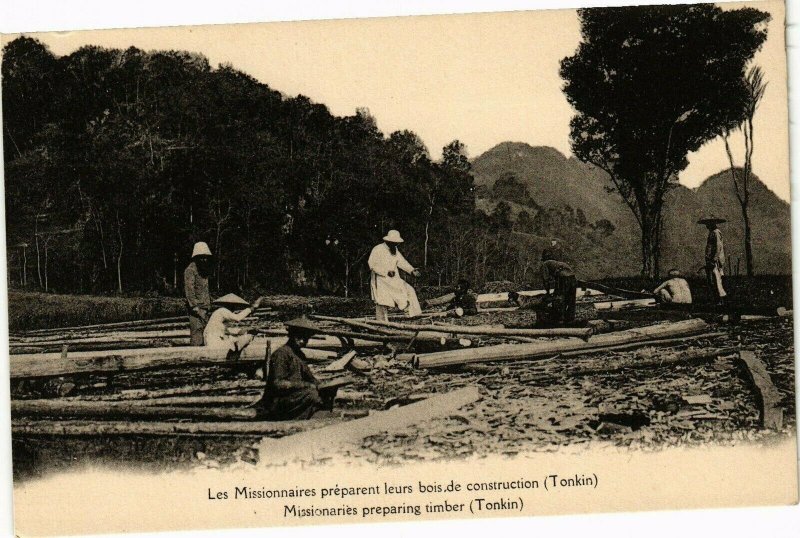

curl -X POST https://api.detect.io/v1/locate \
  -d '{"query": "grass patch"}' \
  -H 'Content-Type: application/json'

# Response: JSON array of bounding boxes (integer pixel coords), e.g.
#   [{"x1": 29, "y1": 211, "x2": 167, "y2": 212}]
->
[{"x1": 7, "y1": 292, "x2": 186, "y2": 331}]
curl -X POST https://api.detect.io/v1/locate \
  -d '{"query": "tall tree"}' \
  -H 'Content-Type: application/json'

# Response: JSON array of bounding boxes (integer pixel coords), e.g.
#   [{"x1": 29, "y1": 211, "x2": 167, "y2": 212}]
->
[
  {"x1": 560, "y1": 4, "x2": 770, "y2": 278},
  {"x1": 721, "y1": 65, "x2": 767, "y2": 277}
]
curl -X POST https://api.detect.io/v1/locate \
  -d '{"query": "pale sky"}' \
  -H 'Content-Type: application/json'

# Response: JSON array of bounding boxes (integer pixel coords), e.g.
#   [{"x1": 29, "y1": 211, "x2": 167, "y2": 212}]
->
[{"x1": 9, "y1": 0, "x2": 789, "y2": 200}]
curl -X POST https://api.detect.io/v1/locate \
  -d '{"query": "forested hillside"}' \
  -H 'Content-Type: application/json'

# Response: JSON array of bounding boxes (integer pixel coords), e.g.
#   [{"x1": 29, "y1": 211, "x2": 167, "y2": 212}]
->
[{"x1": 473, "y1": 142, "x2": 791, "y2": 278}]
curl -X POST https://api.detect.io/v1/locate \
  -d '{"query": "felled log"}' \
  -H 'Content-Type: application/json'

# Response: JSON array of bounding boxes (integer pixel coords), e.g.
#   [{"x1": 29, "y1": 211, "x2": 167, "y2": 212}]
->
[
  {"x1": 361, "y1": 318, "x2": 592, "y2": 339},
  {"x1": 10, "y1": 341, "x2": 336, "y2": 379},
  {"x1": 11, "y1": 418, "x2": 332, "y2": 437},
  {"x1": 323, "y1": 350, "x2": 358, "y2": 372},
  {"x1": 12, "y1": 328, "x2": 190, "y2": 345},
  {"x1": 11, "y1": 399, "x2": 259, "y2": 421},
  {"x1": 258, "y1": 386, "x2": 481, "y2": 463},
  {"x1": 70, "y1": 379, "x2": 266, "y2": 401},
  {"x1": 564, "y1": 347, "x2": 737, "y2": 378},
  {"x1": 310, "y1": 315, "x2": 472, "y2": 347},
  {"x1": 734, "y1": 350, "x2": 784, "y2": 430},
  {"x1": 424, "y1": 292, "x2": 455, "y2": 307},
  {"x1": 407, "y1": 318, "x2": 709, "y2": 368},
  {"x1": 576, "y1": 280, "x2": 654, "y2": 299},
  {"x1": 9, "y1": 339, "x2": 188, "y2": 355},
  {"x1": 557, "y1": 331, "x2": 728, "y2": 357},
  {"x1": 593, "y1": 298, "x2": 656, "y2": 310},
  {"x1": 475, "y1": 288, "x2": 604, "y2": 304},
  {"x1": 258, "y1": 327, "x2": 402, "y2": 346},
  {"x1": 120, "y1": 395, "x2": 258, "y2": 406},
  {"x1": 20, "y1": 316, "x2": 188, "y2": 336}
]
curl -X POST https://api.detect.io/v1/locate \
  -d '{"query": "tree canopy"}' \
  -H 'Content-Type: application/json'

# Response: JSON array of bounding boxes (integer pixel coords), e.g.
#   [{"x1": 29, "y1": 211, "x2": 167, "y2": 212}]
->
[
  {"x1": 560, "y1": 4, "x2": 770, "y2": 277},
  {"x1": 2, "y1": 37, "x2": 539, "y2": 296}
]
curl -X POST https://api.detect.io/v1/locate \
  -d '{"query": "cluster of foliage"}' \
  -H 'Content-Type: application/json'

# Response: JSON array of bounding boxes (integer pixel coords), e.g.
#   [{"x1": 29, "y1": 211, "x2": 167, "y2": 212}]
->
[{"x1": 3, "y1": 37, "x2": 507, "y2": 296}]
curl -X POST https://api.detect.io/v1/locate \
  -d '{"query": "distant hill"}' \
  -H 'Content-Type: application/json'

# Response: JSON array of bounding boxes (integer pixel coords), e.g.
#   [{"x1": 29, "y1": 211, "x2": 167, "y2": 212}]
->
[{"x1": 471, "y1": 142, "x2": 791, "y2": 278}]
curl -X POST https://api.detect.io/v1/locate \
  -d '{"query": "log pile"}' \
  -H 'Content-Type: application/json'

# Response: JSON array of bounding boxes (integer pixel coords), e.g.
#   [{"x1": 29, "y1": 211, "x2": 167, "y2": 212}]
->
[{"x1": 9, "y1": 288, "x2": 791, "y2": 465}]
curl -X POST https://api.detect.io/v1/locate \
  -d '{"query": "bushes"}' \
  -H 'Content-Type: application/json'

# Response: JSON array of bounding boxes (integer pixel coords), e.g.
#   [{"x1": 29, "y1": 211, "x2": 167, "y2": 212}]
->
[{"x1": 7, "y1": 292, "x2": 185, "y2": 331}]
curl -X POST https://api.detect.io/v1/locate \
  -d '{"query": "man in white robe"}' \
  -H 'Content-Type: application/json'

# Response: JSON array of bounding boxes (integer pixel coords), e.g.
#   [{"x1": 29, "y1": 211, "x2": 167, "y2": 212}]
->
[
  {"x1": 368, "y1": 230, "x2": 422, "y2": 321},
  {"x1": 204, "y1": 293, "x2": 263, "y2": 351}
]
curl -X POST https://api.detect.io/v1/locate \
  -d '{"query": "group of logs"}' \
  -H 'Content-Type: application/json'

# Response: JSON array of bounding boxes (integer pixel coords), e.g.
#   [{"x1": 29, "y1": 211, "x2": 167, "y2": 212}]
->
[{"x1": 401, "y1": 318, "x2": 711, "y2": 368}]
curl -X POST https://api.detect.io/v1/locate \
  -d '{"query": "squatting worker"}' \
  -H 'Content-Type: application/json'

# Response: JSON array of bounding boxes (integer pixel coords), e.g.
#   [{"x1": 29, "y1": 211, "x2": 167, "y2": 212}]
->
[
  {"x1": 255, "y1": 318, "x2": 338, "y2": 420},
  {"x1": 184, "y1": 241, "x2": 212, "y2": 345},
  {"x1": 368, "y1": 230, "x2": 422, "y2": 321},
  {"x1": 699, "y1": 216, "x2": 727, "y2": 305},
  {"x1": 653, "y1": 269, "x2": 692, "y2": 305},
  {"x1": 448, "y1": 279, "x2": 478, "y2": 316},
  {"x1": 541, "y1": 250, "x2": 577, "y2": 323},
  {"x1": 204, "y1": 293, "x2": 263, "y2": 352}
]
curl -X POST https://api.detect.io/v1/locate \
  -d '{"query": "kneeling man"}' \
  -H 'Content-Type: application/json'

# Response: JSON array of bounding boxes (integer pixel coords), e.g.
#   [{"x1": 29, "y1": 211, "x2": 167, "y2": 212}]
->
[{"x1": 255, "y1": 318, "x2": 337, "y2": 420}]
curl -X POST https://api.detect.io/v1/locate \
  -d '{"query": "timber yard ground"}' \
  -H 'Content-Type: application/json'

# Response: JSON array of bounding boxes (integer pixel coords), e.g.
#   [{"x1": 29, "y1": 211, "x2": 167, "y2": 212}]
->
[{"x1": 7, "y1": 275, "x2": 796, "y2": 480}]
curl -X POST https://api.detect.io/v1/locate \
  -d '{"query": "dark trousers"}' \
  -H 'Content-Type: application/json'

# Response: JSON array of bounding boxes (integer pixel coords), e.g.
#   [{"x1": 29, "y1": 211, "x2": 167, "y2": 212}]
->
[
  {"x1": 188, "y1": 310, "x2": 206, "y2": 346},
  {"x1": 555, "y1": 274, "x2": 577, "y2": 322}
]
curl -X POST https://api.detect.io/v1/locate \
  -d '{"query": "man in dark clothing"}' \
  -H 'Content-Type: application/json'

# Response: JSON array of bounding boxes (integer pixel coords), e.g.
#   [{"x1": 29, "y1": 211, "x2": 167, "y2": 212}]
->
[
  {"x1": 255, "y1": 318, "x2": 337, "y2": 421},
  {"x1": 184, "y1": 242, "x2": 213, "y2": 345},
  {"x1": 448, "y1": 279, "x2": 478, "y2": 316},
  {"x1": 541, "y1": 250, "x2": 577, "y2": 324}
]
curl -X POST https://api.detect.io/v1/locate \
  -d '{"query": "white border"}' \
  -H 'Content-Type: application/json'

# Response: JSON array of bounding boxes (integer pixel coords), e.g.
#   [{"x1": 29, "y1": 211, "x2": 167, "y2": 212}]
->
[{"x1": 0, "y1": 1, "x2": 798, "y2": 538}]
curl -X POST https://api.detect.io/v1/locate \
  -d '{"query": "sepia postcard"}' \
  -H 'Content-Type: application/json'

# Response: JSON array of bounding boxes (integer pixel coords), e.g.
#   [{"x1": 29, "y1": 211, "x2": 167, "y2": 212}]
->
[{"x1": 1, "y1": 0, "x2": 797, "y2": 535}]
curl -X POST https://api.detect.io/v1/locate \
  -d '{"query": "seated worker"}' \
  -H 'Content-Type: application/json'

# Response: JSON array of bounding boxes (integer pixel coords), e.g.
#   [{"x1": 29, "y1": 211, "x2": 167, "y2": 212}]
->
[
  {"x1": 448, "y1": 279, "x2": 478, "y2": 316},
  {"x1": 653, "y1": 269, "x2": 692, "y2": 304},
  {"x1": 541, "y1": 250, "x2": 577, "y2": 323},
  {"x1": 204, "y1": 293, "x2": 263, "y2": 351},
  {"x1": 255, "y1": 317, "x2": 339, "y2": 421}
]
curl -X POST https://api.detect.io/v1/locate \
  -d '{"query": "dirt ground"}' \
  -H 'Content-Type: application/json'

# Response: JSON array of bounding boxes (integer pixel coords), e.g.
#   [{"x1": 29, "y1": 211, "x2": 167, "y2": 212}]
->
[{"x1": 12, "y1": 314, "x2": 795, "y2": 480}]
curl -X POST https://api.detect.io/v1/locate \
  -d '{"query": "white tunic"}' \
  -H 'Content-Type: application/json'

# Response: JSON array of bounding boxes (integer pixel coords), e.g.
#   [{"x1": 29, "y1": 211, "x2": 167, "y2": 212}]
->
[
  {"x1": 204, "y1": 306, "x2": 253, "y2": 350},
  {"x1": 368, "y1": 243, "x2": 422, "y2": 316}
]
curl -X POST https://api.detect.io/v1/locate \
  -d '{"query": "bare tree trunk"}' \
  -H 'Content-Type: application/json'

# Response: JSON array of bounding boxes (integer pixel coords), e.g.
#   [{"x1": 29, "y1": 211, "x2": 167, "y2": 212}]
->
[
  {"x1": 344, "y1": 261, "x2": 350, "y2": 298},
  {"x1": 44, "y1": 245, "x2": 48, "y2": 292},
  {"x1": 742, "y1": 208, "x2": 754, "y2": 276},
  {"x1": 116, "y1": 212, "x2": 124, "y2": 293}
]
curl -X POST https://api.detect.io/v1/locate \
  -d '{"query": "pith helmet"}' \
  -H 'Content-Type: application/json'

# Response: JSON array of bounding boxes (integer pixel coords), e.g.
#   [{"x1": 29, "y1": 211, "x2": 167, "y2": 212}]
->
[
  {"x1": 192, "y1": 241, "x2": 213, "y2": 258},
  {"x1": 382, "y1": 230, "x2": 404, "y2": 243}
]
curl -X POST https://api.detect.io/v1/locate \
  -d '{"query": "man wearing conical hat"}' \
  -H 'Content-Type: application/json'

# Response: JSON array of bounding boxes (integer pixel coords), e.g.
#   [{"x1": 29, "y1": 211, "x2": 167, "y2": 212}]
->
[
  {"x1": 204, "y1": 293, "x2": 263, "y2": 351},
  {"x1": 255, "y1": 317, "x2": 338, "y2": 420},
  {"x1": 184, "y1": 241, "x2": 213, "y2": 345},
  {"x1": 368, "y1": 230, "x2": 422, "y2": 321},
  {"x1": 699, "y1": 216, "x2": 727, "y2": 305}
]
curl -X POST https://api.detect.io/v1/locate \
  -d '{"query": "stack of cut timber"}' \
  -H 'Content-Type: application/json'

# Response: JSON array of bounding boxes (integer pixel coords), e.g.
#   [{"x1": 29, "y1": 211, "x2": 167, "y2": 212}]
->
[
  {"x1": 405, "y1": 318, "x2": 709, "y2": 368},
  {"x1": 360, "y1": 318, "x2": 592, "y2": 339}
]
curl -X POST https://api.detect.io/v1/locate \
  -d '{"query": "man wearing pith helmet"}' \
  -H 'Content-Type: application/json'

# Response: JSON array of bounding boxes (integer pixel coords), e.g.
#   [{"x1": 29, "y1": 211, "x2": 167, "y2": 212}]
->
[
  {"x1": 367, "y1": 230, "x2": 422, "y2": 322},
  {"x1": 184, "y1": 241, "x2": 213, "y2": 345}
]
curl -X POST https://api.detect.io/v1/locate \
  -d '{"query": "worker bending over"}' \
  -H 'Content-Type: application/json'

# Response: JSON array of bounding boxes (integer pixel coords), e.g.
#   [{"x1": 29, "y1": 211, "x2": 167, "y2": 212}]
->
[
  {"x1": 368, "y1": 230, "x2": 422, "y2": 321},
  {"x1": 653, "y1": 269, "x2": 692, "y2": 305},
  {"x1": 255, "y1": 318, "x2": 338, "y2": 421},
  {"x1": 541, "y1": 251, "x2": 577, "y2": 324},
  {"x1": 204, "y1": 293, "x2": 263, "y2": 352}
]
